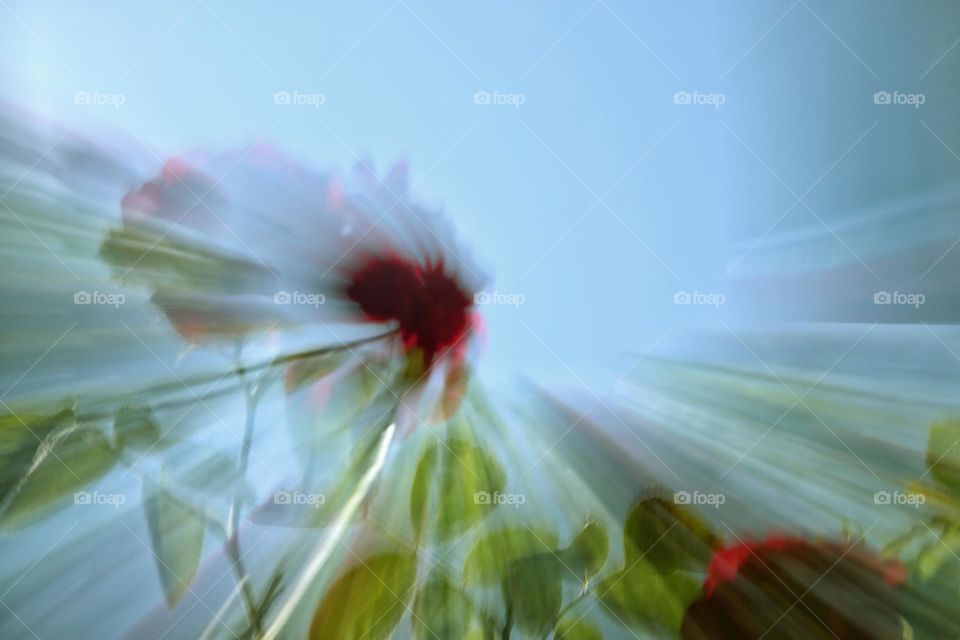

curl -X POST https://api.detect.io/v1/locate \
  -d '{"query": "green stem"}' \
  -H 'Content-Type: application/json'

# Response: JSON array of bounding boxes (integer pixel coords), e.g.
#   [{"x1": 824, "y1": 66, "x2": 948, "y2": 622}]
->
[
  {"x1": 501, "y1": 600, "x2": 513, "y2": 640},
  {"x1": 73, "y1": 328, "x2": 399, "y2": 423},
  {"x1": 556, "y1": 588, "x2": 590, "y2": 622},
  {"x1": 226, "y1": 357, "x2": 270, "y2": 636}
]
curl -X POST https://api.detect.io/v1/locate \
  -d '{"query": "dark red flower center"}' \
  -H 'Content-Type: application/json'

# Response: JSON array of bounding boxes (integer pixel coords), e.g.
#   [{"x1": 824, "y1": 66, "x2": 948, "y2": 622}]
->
[{"x1": 345, "y1": 257, "x2": 473, "y2": 365}]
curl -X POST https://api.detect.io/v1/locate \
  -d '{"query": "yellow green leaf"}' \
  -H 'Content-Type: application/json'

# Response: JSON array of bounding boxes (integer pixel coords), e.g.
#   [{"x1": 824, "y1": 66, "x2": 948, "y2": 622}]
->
[
  {"x1": 413, "y1": 575, "x2": 476, "y2": 639},
  {"x1": 309, "y1": 551, "x2": 417, "y2": 640},
  {"x1": 927, "y1": 421, "x2": 960, "y2": 493},
  {"x1": 464, "y1": 526, "x2": 558, "y2": 585}
]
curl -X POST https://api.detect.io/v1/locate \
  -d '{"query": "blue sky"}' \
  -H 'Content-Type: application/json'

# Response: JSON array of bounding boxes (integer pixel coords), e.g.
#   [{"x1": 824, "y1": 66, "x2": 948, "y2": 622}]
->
[{"x1": 3, "y1": 0, "x2": 957, "y2": 386}]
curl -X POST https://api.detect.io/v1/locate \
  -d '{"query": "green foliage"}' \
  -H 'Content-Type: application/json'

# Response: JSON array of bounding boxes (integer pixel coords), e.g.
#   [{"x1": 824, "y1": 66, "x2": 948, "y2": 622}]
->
[
  {"x1": 555, "y1": 617, "x2": 602, "y2": 640},
  {"x1": 926, "y1": 421, "x2": 960, "y2": 493},
  {"x1": 623, "y1": 497, "x2": 717, "y2": 572},
  {"x1": 240, "y1": 567, "x2": 285, "y2": 640},
  {"x1": 100, "y1": 226, "x2": 274, "y2": 294},
  {"x1": 597, "y1": 564, "x2": 700, "y2": 635},
  {"x1": 463, "y1": 526, "x2": 559, "y2": 585},
  {"x1": 0, "y1": 411, "x2": 65, "y2": 505},
  {"x1": 571, "y1": 497, "x2": 716, "y2": 636},
  {"x1": 409, "y1": 443, "x2": 438, "y2": 542},
  {"x1": 901, "y1": 564, "x2": 960, "y2": 639},
  {"x1": 143, "y1": 479, "x2": 206, "y2": 606},
  {"x1": 560, "y1": 520, "x2": 609, "y2": 582},
  {"x1": 916, "y1": 522, "x2": 960, "y2": 580},
  {"x1": 1, "y1": 411, "x2": 121, "y2": 529},
  {"x1": 507, "y1": 552, "x2": 563, "y2": 636},
  {"x1": 413, "y1": 575, "x2": 477, "y2": 639},
  {"x1": 433, "y1": 428, "x2": 506, "y2": 541},
  {"x1": 309, "y1": 551, "x2": 417, "y2": 640},
  {"x1": 114, "y1": 405, "x2": 164, "y2": 451}
]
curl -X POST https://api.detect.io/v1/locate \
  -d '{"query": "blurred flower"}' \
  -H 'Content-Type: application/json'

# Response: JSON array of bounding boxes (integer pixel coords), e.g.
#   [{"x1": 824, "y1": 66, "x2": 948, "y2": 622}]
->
[
  {"x1": 105, "y1": 146, "x2": 484, "y2": 422},
  {"x1": 682, "y1": 535, "x2": 906, "y2": 639}
]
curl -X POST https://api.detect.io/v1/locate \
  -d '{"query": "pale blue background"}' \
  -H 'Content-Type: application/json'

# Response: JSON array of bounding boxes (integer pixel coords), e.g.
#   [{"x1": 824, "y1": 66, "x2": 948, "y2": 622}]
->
[{"x1": 2, "y1": 0, "x2": 959, "y2": 386}]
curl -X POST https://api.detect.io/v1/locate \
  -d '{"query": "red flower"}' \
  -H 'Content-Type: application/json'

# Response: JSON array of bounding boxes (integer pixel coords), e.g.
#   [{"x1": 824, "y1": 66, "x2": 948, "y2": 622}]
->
[
  {"x1": 106, "y1": 148, "x2": 484, "y2": 426},
  {"x1": 346, "y1": 257, "x2": 472, "y2": 366},
  {"x1": 683, "y1": 535, "x2": 905, "y2": 639},
  {"x1": 110, "y1": 148, "x2": 482, "y2": 354},
  {"x1": 702, "y1": 534, "x2": 798, "y2": 596}
]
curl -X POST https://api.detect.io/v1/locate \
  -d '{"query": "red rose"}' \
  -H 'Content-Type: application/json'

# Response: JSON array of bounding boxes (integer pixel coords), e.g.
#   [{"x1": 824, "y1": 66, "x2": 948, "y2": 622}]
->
[{"x1": 682, "y1": 536, "x2": 905, "y2": 639}]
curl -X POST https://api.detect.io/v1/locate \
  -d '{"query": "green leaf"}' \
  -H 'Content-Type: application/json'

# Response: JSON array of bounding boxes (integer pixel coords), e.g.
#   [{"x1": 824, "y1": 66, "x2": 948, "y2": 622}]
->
[
  {"x1": 413, "y1": 575, "x2": 476, "y2": 639},
  {"x1": 435, "y1": 428, "x2": 506, "y2": 541},
  {"x1": 555, "y1": 617, "x2": 602, "y2": 640},
  {"x1": 623, "y1": 497, "x2": 716, "y2": 572},
  {"x1": 410, "y1": 443, "x2": 438, "y2": 542},
  {"x1": 597, "y1": 564, "x2": 701, "y2": 635},
  {"x1": 2, "y1": 415, "x2": 121, "y2": 529},
  {"x1": 114, "y1": 405, "x2": 164, "y2": 451},
  {"x1": 240, "y1": 567, "x2": 285, "y2": 640},
  {"x1": 560, "y1": 520, "x2": 609, "y2": 582},
  {"x1": 917, "y1": 524, "x2": 960, "y2": 581},
  {"x1": 100, "y1": 226, "x2": 275, "y2": 294},
  {"x1": 927, "y1": 421, "x2": 960, "y2": 493},
  {"x1": 0, "y1": 411, "x2": 65, "y2": 504},
  {"x1": 507, "y1": 553, "x2": 563, "y2": 636},
  {"x1": 464, "y1": 526, "x2": 559, "y2": 585},
  {"x1": 901, "y1": 566, "x2": 960, "y2": 638},
  {"x1": 309, "y1": 551, "x2": 417, "y2": 640},
  {"x1": 143, "y1": 480, "x2": 206, "y2": 606}
]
